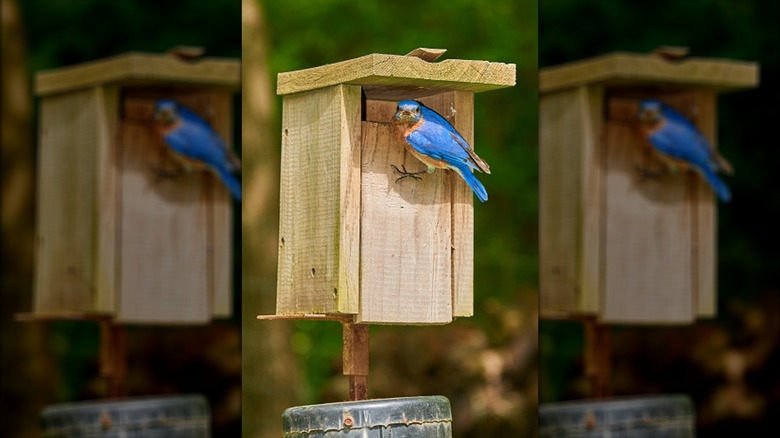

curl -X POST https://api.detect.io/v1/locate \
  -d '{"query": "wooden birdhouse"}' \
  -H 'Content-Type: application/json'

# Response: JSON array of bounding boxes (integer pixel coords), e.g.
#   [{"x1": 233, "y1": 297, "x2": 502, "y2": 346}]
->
[
  {"x1": 539, "y1": 51, "x2": 758, "y2": 323},
  {"x1": 273, "y1": 49, "x2": 515, "y2": 324},
  {"x1": 32, "y1": 52, "x2": 240, "y2": 324}
]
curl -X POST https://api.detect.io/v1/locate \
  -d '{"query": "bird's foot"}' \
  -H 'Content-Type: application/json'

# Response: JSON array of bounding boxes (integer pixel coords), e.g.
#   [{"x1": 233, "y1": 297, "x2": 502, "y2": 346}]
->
[
  {"x1": 151, "y1": 166, "x2": 185, "y2": 181},
  {"x1": 635, "y1": 165, "x2": 669, "y2": 181},
  {"x1": 390, "y1": 164, "x2": 427, "y2": 183}
]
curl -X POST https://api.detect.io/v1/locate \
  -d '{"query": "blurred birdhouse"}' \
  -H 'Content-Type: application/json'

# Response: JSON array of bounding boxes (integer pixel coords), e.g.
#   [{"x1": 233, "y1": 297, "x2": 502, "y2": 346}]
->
[
  {"x1": 539, "y1": 51, "x2": 758, "y2": 323},
  {"x1": 273, "y1": 49, "x2": 515, "y2": 324},
  {"x1": 32, "y1": 52, "x2": 240, "y2": 324}
]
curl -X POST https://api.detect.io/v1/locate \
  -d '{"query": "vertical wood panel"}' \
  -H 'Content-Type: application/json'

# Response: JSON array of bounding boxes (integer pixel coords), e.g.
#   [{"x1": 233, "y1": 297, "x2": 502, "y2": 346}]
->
[
  {"x1": 601, "y1": 96, "x2": 694, "y2": 323},
  {"x1": 358, "y1": 121, "x2": 452, "y2": 324},
  {"x1": 117, "y1": 96, "x2": 210, "y2": 323},
  {"x1": 208, "y1": 90, "x2": 235, "y2": 318},
  {"x1": 539, "y1": 88, "x2": 586, "y2": 316},
  {"x1": 34, "y1": 88, "x2": 99, "y2": 313},
  {"x1": 693, "y1": 91, "x2": 717, "y2": 317},
  {"x1": 578, "y1": 87, "x2": 605, "y2": 314},
  {"x1": 447, "y1": 91, "x2": 475, "y2": 318},
  {"x1": 276, "y1": 84, "x2": 361, "y2": 315},
  {"x1": 94, "y1": 86, "x2": 119, "y2": 313}
]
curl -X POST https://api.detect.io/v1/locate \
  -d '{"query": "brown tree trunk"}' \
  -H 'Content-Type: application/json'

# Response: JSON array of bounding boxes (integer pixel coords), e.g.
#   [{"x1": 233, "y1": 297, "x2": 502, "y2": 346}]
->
[
  {"x1": 241, "y1": 0, "x2": 300, "y2": 436},
  {"x1": 1, "y1": 0, "x2": 60, "y2": 435}
]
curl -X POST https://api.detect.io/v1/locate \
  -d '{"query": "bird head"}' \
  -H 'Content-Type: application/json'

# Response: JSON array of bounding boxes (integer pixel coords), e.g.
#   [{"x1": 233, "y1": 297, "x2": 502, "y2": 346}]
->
[
  {"x1": 637, "y1": 99, "x2": 663, "y2": 124},
  {"x1": 394, "y1": 100, "x2": 423, "y2": 124},
  {"x1": 152, "y1": 99, "x2": 180, "y2": 124}
]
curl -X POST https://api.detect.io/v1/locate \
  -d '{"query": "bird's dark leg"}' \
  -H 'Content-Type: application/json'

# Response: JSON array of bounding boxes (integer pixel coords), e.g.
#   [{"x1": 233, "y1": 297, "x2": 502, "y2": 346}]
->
[
  {"x1": 634, "y1": 163, "x2": 670, "y2": 181},
  {"x1": 151, "y1": 164, "x2": 185, "y2": 182},
  {"x1": 390, "y1": 164, "x2": 427, "y2": 183}
]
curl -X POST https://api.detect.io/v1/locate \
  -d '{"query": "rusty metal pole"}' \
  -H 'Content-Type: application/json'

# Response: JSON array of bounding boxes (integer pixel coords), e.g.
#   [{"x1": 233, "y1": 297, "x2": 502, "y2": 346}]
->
[
  {"x1": 584, "y1": 317, "x2": 610, "y2": 398},
  {"x1": 99, "y1": 318, "x2": 127, "y2": 398},
  {"x1": 342, "y1": 318, "x2": 369, "y2": 401}
]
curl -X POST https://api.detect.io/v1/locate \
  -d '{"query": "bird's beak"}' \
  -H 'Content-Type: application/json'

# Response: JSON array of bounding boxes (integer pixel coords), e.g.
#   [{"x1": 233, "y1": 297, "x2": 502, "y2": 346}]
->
[
  {"x1": 395, "y1": 110, "x2": 413, "y2": 122},
  {"x1": 637, "y1": 109, "x2": 657, "y2": 123},
  {"x1": 153, "y1": 109, "x2": 173, "y2": 123}
]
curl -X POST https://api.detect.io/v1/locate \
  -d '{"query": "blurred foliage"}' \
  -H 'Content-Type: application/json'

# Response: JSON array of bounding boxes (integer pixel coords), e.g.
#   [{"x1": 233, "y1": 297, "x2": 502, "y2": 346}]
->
[{"x1": 539, "y1": 0, "x2": 780, "y2": 435}]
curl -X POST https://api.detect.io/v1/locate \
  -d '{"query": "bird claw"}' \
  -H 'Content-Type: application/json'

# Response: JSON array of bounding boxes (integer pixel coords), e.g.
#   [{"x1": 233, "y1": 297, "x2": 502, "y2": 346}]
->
[
  {"x1": 390, "y1": 164, "x2": 426, "y2": 183},
  {"x1": 151, "y1": 166, "x2": 184, "y2": 181},
  {"x1": 635, "y1": 165, "x2": 669, "y2": 181}
]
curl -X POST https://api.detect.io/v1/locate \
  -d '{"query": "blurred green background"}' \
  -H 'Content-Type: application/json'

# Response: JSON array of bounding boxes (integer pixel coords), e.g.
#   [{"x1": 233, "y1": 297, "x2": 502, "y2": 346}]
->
[
  {"x1": 539, "y1": 1, "x2": 780, "y2": 436},
  {"x1": 2, "y1": 0, "x2": 537, "y2": 437}
]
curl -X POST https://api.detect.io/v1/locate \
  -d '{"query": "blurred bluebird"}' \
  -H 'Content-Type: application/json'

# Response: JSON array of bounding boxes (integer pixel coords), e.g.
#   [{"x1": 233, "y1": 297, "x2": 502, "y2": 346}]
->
[
  {"x1": 637, "y1": 99, "x2": 733, "y2": 202},
  {"x1": 153, "y1": 99, "x2": 241, "y2": 201},
  {"x1": 393, "y1": 100, "x2": 491, "y2": 202}
]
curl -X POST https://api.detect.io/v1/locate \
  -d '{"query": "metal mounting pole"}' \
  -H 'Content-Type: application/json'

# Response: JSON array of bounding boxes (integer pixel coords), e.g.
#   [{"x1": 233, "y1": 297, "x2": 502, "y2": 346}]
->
[
  {"x1": 584, "y1": 317, "x2": 611, "y2": 398},
  {"x1": 99, "y1": 318, "x2": 127, "y2": 398}
]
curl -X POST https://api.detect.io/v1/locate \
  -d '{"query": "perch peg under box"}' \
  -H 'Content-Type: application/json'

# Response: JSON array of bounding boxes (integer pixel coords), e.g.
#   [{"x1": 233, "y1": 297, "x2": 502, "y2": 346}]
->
[
  {"x1": 31, "y1": 52, "x2": 239, "y2": 324},
  {"x1": 273, "y1": 48, "x2": 515, "y2": 324},
  {"x1": 539, "y1": 51, "x2": 758, "y2": 324}
]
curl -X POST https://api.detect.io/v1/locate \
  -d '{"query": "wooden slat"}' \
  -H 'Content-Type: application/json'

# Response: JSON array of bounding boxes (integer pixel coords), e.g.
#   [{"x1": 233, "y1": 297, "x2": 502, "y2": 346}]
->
[
  {"x1": 692, "y1": 91, "x2": 717, "y2": 317},
  {"x1": 446, "y1": 91, "x2": 475, "y2": 317},
  {"x1": 35, "y1": 52, "x2": 240, "y2": 97},
  {"x1": 93, "y1": 86, "x2": 120, "y2": 313},
  {"x1": 600, "y1": 96, "x2": 695, "y2": 323},
  {"x1": 34, "y1": 88, "x2": 99, "y2": 313},
  {"x1": 277, "y1": 52, "x2": 515, "y2": 99},
  {"x1": 358, "y1": 121, "x2": 452, "y2": 324},
  {"x1": 276, "y1": 84, "x2": 362, "y2": 315},
  {"x1": 539, "y1": 87, "x2": 587, "y2": 316},
  {"x1": 207, "y1": 90, "x2": 235, "y2": 318},
  {"x1": 116, "y1": 96, "x2": 211, "y2": 323},
  {"x1": 540, "y1": 52, "x2": 759, "y2": 94},
  {"x1": 578, "y1": 87, "x2": 605, "y2": 314},
  {"x1": 359, "y1": 92, "x2": 474, "y2": 321}
]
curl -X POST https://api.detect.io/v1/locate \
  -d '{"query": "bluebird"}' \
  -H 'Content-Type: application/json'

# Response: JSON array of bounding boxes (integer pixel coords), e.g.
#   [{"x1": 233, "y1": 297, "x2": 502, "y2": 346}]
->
[
  {"x1": 152, "y1": 99, "x2": 241, "y2": 201},
  {"x1": 392, "y1": 100, "x2": 491, "y2": 202},
  {"x1": 637, "y1": 99, "x2": 733, "y2": 202}
]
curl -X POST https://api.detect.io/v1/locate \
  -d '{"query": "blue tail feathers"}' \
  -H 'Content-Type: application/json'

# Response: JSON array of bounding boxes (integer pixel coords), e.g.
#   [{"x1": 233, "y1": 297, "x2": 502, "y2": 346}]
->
[
  {"x1": 453, "y1": 164, "x2": 488, "y2": 202},
  {"x1": 213, "y1": 164, "x2": 242, "y2": 201},
  {"x1": 699, "y1": 166, "x2": 731, "y2": 203}
]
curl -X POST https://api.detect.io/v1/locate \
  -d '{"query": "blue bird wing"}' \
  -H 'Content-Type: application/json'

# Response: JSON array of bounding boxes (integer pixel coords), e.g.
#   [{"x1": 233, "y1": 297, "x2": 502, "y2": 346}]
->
[
  {"x1": 659, "y1": 104, "x2": 714, "y2": 152},
  {"x1": 418, "y1": 105, "x2": 471, "y2": 149},
  {"x1": 406, "y1": 122, "x2": 478, "y2": 171},
  {"x1": 648, "y1": 121, "x2": 715, "y2": 171},
  {"x1": 163, "y1": 121, "x2": 242, "y2": 201},
  {"x1": 175, "y1": 109, "x2": 238, "y2": 167},
  {"x1": 405, "y1": 121, "x2": 488, "y2": 202},
  {"x1": 649, "y1": 120, "x2": 731, "y2": 202}
]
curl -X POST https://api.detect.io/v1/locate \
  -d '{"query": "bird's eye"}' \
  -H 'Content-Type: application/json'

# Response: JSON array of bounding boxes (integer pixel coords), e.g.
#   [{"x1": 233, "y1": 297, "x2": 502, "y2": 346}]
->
[{"x1": 415, "y1": 107, "x2": 420, "y2": 114}]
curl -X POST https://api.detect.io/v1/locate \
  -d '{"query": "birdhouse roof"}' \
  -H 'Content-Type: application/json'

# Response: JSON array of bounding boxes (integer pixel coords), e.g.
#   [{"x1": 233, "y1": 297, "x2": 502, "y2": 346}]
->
[
  {"x1": 35, "y1": 52, "x2": 240, "y2": 96},
  {"x1": 277, "y1": 49, "x2": 516, "y2": 100},
  {"x1": 540, "y1": 51, "x2": 758, "y2": 94}
]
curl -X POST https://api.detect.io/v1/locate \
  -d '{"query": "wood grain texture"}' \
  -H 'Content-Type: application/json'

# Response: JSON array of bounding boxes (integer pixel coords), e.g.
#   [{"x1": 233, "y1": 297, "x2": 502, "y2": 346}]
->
[
  {"x1": 358, "y1": 92, "x2": 476, "y2": 323},
  {"x1": 116, "y1": 95, "x2": 212, "y2": 323},
  {"x1": 449, "y1": 91, "x2": 476, "y2": 317},
  {"x1": 601, "y1": 95, "x2": 695, "y2": 323},
  {"x1": 277, "y1": 52, "x2": 515, "y2": 100},
  {"x1": 276, "y1": 84, "x2": 362, "y2": 315},
  {"x1": 693, "y1": 91, "x2": 717, "y2": 317},
  {"x1": 93, "y1": 86, "x2": 120, "y2": 313},
  {"x1": 540, "y1": 52, "x2": 758, "y2": 94},
  {"x1": 34, "y1": 88, "x2": 100, "y2": 313},
  {"x1": 205, "y1": 90, "x2": 234, "y2": 318},
  {"x1": 541, "y1": 86, "x2": 604, "y2": 316},
  {"x1": 578, "y1": 87, "x2": 605, "y2": 315},
  {"x1": 35, "y1": 52, "x2": 240, "y2": 97},
  {"x1": 358, "y1": 121, "x2": 453, "y2": 324}
]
